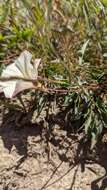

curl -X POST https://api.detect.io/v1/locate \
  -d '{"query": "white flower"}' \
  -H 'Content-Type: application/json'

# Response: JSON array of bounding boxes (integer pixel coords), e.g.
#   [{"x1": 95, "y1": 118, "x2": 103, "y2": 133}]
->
[{"x1": 0, "y1": 50, "x2": 41, "y2": 98}]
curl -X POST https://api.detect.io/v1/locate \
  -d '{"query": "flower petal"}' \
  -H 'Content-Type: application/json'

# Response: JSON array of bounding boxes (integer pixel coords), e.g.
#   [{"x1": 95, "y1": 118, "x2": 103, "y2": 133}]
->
[
  {"x1": 2, "y1": 63, "x2": 23, "y2": 78},
  {"x1": 33, "y1": 58, "x2": 41, "y2": 78},
  {"x1": 15, "y1": 50, "x2": 33, "y2": 78},
  {"x1": 12, "y1": 81, "x2": 35, "y2": 97},
  {"x1": 0, "y1": 50, "x2": 41, "y2": 98},
  {"x1": 0, "y1": 81, "x2": 17, "y2": 98}
]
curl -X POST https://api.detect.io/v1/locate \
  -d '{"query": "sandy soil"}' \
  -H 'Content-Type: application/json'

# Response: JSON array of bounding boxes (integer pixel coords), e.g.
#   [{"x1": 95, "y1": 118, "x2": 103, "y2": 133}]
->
[{"x1": 0, "y1": 109, "x2": 107, "y2": 190}]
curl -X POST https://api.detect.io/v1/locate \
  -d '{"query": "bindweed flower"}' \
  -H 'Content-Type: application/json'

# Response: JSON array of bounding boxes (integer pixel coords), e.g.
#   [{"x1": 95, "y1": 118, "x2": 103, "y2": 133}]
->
[{"x1": 0, "y1": 50, "x2": 41, "y2": 98}]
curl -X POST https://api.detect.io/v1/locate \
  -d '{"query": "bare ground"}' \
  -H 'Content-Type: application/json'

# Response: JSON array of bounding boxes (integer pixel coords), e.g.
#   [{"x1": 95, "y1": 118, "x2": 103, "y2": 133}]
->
[{"x1": 0, "y1": 109, "x2": 107, "y2": 190}]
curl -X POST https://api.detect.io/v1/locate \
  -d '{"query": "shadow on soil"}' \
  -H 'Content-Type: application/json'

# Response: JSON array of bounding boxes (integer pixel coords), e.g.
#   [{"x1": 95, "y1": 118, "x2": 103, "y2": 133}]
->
[{"x1": 0, "y1": 109, "x2": 107, "y2": 189}]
